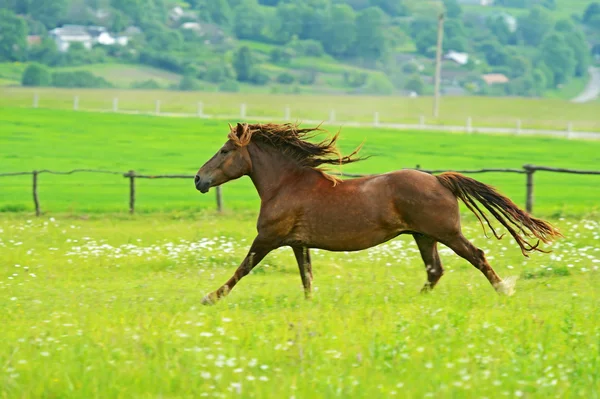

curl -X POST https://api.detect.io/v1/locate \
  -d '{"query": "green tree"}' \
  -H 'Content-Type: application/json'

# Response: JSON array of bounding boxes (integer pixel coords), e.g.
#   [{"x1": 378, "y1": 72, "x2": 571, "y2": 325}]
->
[
  {"x1": 477, "y1": 40, "x2": 509, "y2": 66},
  {"x1": 518, "y1": 6, "x2": 554, "y2": 46},
  {"x1": 404, "y1": 74, "x2": 424, "y2": 95},
  {"x1": 21, "y1": 63, "x2": 51, "y2": 86},
  {"x1": 487, "y1": 16, "x2": 512, "y2": 45},
  {"x1": 532, "y1": 68, "x2": 547, "y2": 94},
  {"x1": 27, "y1": 37, "x2": 61, "y2": 66},
  {"x1": 370, "y1": 0, "x2": 408, "y2": 16},
  {"x1": 583, "y1": 2, "x2": 600, "y2": 25},
  {"x1": 355, "y1": 7, "x2": 389, "y2": 62},
  {"x1": 233, "y1": 46, "x2": 254, "y2": 82},
  {"x1": 274, "y1": 2, "x2": 303, "y2": 43},
  {"x1": 28, "y1": 0, "x2": 68, "y2": 28},
  {"x1": 414, "y1": 29, "x2": 437, "y2": 56},
  {"x1": 0, "y1": 9, "x2": 27, "y2": 62},
  {"x1": 555, "y1": 20, "x2": 590, "y2": 77},
  {"x1": 323, "y1": 4, "x2": 356, "y2": 57},
  {"x1": 233, "y1": 2, "x2": 265, "y2": 40},
  {"x1": 540, "y1": 33, "x2": 575, "y2": 85},
  {"x1": 506, "y1": 55, "x2": 531, "y2": 78},
  {"x1": 443, "y1": 0, "x2": 462, "y2": 18}
]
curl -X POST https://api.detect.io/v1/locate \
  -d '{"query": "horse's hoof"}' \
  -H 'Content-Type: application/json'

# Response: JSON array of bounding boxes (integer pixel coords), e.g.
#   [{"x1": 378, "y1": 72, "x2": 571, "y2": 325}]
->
[
  {"x1": 201, "y1": 294, "x2": 217, "y2": 306},
  {"x1": 495, "y1": 276, "x2": 518, "y2": 296}
]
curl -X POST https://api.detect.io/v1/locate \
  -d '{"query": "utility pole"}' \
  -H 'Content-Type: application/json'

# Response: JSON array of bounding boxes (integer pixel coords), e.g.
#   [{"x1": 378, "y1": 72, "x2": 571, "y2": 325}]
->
[{"x1": 433, "y1": 12, "x2": 445, "y2": 119}]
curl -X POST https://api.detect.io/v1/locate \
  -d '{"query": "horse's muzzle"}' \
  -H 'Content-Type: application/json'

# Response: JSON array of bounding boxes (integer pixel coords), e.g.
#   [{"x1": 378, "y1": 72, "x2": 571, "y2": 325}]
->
[{"x1": 195, "y1": 175, "x2": 211, "y2": 193}]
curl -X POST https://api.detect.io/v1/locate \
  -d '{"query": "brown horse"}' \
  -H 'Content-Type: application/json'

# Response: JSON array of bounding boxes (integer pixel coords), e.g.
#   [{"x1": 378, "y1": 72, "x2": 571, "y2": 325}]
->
[{"x1": 194, "y1": 122, "x2": 562, "y2": 305}]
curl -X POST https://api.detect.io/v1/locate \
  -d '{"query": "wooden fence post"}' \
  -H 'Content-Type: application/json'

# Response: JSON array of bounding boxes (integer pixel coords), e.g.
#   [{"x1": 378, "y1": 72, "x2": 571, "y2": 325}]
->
[
  {"x1": 155, "y1": 100, "x2": 161, "y2": 115},
  {"x1": 216, "y1": 186, "x2": 223, "y2": 212},
  {"x1": 33, "y1": 93, "x2": 39, "y2": 108},
  {"x1": 197, "y1": 102, "x2": 204, "y2": 117},
  {"x1": 33, "y1": 171, "x2": 40, "y2": 216},
  {"x1": 128, "y1": 170, "x2": 135, "y2": 214},
  {"x1": 73, "y1": 96, "x2": 79, "y2": 111},
  {"x1": 113, "y1": 97, "x2": 119, "y2": 112},
  {"x1": 240, "y1": 103, "x2": 246, "y2": 119},
  {"x1": 329, "y1": 109, "x2": 335, "y2": 123},
  {"x1": 524, "y1": 165, "x2": 535, "y2": 214},
  {"x1": 374, "y1": 112, "x2": 380, "y2": 127},
  {"x1": 284, "y1": 106, "x2": 290, "y2": 121}
]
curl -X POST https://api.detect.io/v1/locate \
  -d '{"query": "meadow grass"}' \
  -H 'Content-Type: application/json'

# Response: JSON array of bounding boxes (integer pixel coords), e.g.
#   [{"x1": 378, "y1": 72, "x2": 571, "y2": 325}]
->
[
  {"x1": 1, "y1": 107, "x2": 600, "y2": 216},
  {"x1": 0, "y1": 212, "x2": 599, "y2": 398},
  {"x1": 1, "y1": 87, "x2": 599, "y2": 132}
]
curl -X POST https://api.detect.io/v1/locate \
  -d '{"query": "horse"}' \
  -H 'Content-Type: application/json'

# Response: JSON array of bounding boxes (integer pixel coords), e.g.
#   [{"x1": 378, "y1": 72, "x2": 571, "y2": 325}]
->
[{"x1": 194, "y1": 122, "x2": 562, "y2": 305}]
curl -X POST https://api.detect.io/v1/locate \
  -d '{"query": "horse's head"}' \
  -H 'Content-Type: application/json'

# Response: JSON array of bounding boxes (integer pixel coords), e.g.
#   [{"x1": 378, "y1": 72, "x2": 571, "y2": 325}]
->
[{"x1": 195, "y1": 123, "x2": 252, "y2": 193}]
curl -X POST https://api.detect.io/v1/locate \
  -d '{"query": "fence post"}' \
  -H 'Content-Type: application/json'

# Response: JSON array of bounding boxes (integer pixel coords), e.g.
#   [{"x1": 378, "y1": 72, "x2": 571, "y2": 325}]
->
[
  {"x1": 566, "y1": 122, "x2": 572, "y2": 139},
  {"x1": 284, "y1": 106, "x2": 290, "y2": 121},
  {"x1": 33, "y1": 93, "x2": 39, "y2": 108},
  {"x1": 524, "y1": 165, "x2": 535, "y2": 214},
  {"x1": 32, "y1": 171, "x2": 40, "y2": 217},
  {"x1": 240, "y1": 103, "x2": 246, "y2": 119},
  {"x1": 466, "y1": 116, "x2": 472, "y2": 133},
  {"x1": 73, "y1": 96, "x2": 79, "y2": 111},
  {"x1": 197, "y1": 102, "x2": 204, "y2": 117},
  {"x1": 329, "y1": 109, "x2": 335, "y2": 123},
  {"x1": 419, "y1": 115, "x2": 425, "y2": 128},
  {"x1": 128, "y1": 170, "x2": 135, "y2": 214},
  {"x1": 155, "y1": 100, "x2": 161, "y2": 115},
  {"x1": 374, "y1": 112, "x2": 380, "y2": 127},
  {"x1": 113, "y1": 97, "x2": 119, "y2": 112},
  {"x1": 516, "y1": 119, "x2": 521, "y2": 135},
  {"x1": 216, "y1": 186, "x2": 223, "y2": 213}
]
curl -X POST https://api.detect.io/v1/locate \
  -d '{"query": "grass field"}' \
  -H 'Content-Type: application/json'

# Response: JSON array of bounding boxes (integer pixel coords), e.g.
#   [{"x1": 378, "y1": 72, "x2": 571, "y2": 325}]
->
[
  {"x1": 1, "y1": 212, "x2": 599, "y2": 398},
  {"x1": 1, "y1": 87, "x2": 600, "y2": 132},
  {"x1": 1, "y1": 107, "x2": 600, "y2": 216}
]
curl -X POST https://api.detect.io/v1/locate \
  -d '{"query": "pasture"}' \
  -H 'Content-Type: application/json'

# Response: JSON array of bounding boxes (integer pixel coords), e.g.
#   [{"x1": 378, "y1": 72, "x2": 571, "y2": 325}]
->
[
  {"x1": 1, "y1": 212, "x2": 599, "y2": 398},
  {"x1": 1, "y1": 87, "x2": 600, "y2": 132},
  {"x1": 1, "y1": 105, "x2": 600, "y2": 397},
  {"x1": 1, "y1": 107, "x2": 600, "y2": 215}
]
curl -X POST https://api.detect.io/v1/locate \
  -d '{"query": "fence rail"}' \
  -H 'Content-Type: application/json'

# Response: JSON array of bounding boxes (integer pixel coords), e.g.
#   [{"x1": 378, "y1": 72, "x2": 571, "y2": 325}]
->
[
  {"x1": 1, "y1": 165, "x2": 599, "y2": 216},
  {"x1": 25, "y1": 93, "x2": 600, "y2": 140}
]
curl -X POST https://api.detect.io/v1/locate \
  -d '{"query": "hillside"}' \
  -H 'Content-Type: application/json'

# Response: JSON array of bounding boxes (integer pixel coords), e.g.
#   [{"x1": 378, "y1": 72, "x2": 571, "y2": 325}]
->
[{"x1": 0, "y1": 0, "x2": 599, "y2": 97}]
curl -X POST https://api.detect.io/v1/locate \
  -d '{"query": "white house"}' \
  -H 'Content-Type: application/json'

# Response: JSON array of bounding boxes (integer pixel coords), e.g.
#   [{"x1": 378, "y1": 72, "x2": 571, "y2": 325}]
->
[
  {"x1": 444, "y1": 50, "x2": 469, "y2": 66},
  {"x1": 49, "y1": 25, "x2": 93, "y2": 52}
]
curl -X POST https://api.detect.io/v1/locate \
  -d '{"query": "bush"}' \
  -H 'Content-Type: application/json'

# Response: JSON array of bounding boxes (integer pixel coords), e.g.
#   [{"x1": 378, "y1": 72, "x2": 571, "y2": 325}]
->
[
  {"x1": 289, "y1": 39, "x2": 325, "y2": 57},
  {"x1": 178, "y1": 75, "x2": 202, "y2": 91},
  {"x1": 404, "y1": 74, "x2": 424, "y2": 95},
  {"x1": 249, "y1": 71, "x2": 270, "y2": 85},
  {"x1": 130, "y1": 79, "x2": 161, "y2": 90},
  {"x1": 269, "y1": 48, "x2": 295, "y2": 65},
  {"x1": 298, "y1": 69, "x2": 317, "y2": 85},
  {"x1": 51, "y1": 71, "x2": 112, "y2": 88},
  {"x1": 276, "y1": 72, "x2": 295, "y2": 84},
  {"x1": 402, "y1": 62, "x2": 418, "y2": 74},
  {"x1": 363, "y1": 74, "x2": 395, "y2": 95},
  {"x1": 139, "y1": 50, "x2": 185, "y2": 74},
  {"x1": 22, "y1": 63, "x2": 51, "y2": 86},
  {"x1": 219, "y1": 80, "x2": 240, "y2": 92}
]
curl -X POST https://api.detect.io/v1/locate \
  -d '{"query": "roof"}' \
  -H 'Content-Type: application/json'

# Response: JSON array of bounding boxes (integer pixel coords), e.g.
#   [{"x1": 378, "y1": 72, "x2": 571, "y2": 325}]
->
[
  {"x1": 27, "y1": 35, "x2": 41, "y2": 46},
  {"x1": 444, "y1": 51, "x2": 469, "y2": 65},
  {"x1": 482, "y1": 73, "x2": 510, "y2": 85}
]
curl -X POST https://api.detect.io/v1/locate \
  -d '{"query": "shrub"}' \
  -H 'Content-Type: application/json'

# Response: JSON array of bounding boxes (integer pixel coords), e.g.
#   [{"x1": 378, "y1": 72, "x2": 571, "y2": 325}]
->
[
  {"x1": 178, "y1": 75, "x2": 202, "y2": 91},
  {"x1": 51, "y1": 71, "x2": 112, "y2": 88},
  {"x1": 276, "y1": 72, "x2": 295, "y2": 84},
  {"x1": 249, "y1": 71, "x2": 270, "y2": 85},
  {"x1": 130, "y1": 79, "x2": 161, "y2": 90},
  {"x1": 298, "y1": 69, "x2": 317, "y2": 85},
  {"x1": 219, "y1": 80, "x2": 240, "y2": 92},
  {"x1": 404, "y1": 74, "x2": 424, "y2": 94},
  {"x1": 21, "y1": 63, "x2": 51, "y2": 86}
]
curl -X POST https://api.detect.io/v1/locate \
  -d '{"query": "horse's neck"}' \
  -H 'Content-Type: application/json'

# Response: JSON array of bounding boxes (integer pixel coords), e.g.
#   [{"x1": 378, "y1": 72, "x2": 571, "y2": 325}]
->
[{"x1": 247, "y1": 143, "x2": 305, "y2": 201}]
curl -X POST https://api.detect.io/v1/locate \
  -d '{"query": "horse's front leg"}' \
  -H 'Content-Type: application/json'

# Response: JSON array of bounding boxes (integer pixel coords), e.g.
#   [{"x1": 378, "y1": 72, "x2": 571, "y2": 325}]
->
[
  {"x1": 292, "y1": 246, "x2": 313, "y2": 299},
  {"x1": 202, "y1": 236, "x2": 274, "y2": 305}
]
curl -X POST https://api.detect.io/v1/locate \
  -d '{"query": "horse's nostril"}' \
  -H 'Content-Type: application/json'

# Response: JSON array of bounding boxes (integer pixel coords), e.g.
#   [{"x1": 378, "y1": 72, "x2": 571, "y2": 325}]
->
[{"x1": 195, "y1": 175, "x2": 200, "y2": 184}]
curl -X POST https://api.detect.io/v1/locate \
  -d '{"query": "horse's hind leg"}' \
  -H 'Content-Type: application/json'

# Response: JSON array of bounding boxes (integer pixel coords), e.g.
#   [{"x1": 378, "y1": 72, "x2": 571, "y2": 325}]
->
[
  {"x1": 293, "y1": 246, "x2": 313, "y2": 299},
  {"x1": 413, "y1": 234, "x2": 444, "y2": 293},
  {"x1": 441, "y1": 233, "x2": 515, "y2": 296}
]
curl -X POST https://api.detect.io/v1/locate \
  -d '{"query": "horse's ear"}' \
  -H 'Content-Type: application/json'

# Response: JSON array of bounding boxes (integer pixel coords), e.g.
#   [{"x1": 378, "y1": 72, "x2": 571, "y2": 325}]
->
[{"x1": 236, "y1": 122, "x2": 245, "y2": 136}]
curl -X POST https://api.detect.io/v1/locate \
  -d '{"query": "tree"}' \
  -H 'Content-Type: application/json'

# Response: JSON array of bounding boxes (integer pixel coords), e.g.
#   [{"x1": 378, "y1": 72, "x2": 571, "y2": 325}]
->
[
  {"x1": 233, "y1": 46, "x2": 254, "y2": 82},
  {"x1": 506, "y1": 55, "x2": 531, "y2": 78},
  {"x1": 233, "y1": 2, "x2": 265, "y2": 40},
  {"x1": 274, "y1": 2, "x2": 303, "y2": 43},
  {"x1": 354, "y1": 7, "x2": 389, "y2": 62},
  {"x1": 21, "y1": 63, "x2": 51, "y2": 86},
  {"x1": 414, "y1": 29, "x2": 437, "y2": 56},
  {"x1": 370, "y1": 0, "x2": 408, "y2": 16},
  {"x1": 0, "y1": 9, "x2": 27, "y2": 62},
  {"x1": 555, "y1": 21, "x2": 590, "y2": 77},
  {"x1": 532, "y1": 68, "x2": 548, "y2": 94},
  {"x1": 27, "y1": 37, "x2": 61, "y2": 66},
  {"x1": 404, "y1": 74, "x2": 424, "y2": 95},
  {"x1": 323, "y1": 4, "x2": 356, "y2": 57},
  {"x1": 487, "y1": 16, "x2": 512, "y2": 45},
  {"x1": 583, "y1": 2, "x2": 600, "y2": 24},
  {"x1": 518, "y1": 6, "x2": 554, "y2": 46},
  {"x1": 540, "y1": 33, "x2": 575, "y2": 86},
  {"x1": 477, "y1": 40, "x2": 509, "y2": 66},
  {"x1": 28, "y1": 0, "x2": 69, "y2": 28},
  {"x1": 443, "y1": 0, "x2": 462, "y2": 18}
]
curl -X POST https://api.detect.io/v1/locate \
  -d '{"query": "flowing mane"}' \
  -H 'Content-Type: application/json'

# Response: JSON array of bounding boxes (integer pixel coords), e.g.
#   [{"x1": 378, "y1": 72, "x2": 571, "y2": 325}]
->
[{"x1": 227, "y1": 122, "x2": 367, "y2": 183}]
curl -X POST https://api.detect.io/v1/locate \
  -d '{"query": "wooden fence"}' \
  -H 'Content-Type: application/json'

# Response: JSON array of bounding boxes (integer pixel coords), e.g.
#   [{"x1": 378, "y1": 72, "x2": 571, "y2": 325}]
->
[{"x1": 1, "y1": 165, "x2": 599, "y2": 216}]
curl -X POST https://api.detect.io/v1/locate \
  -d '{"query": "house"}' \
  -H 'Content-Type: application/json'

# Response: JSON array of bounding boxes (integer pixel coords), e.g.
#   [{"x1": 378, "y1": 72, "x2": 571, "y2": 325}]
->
[
  {"x1": 49, "y1": 25, "x2": 129, "y2": 52},
  {"x1": 482, "y1": 73, "x2": 509, "y2": 85},
  {"x1": 444, "y1": 51, "x2": 469, "y2": 66},
  {"x1": 49, "y1": 25, "x2": 93, "y2": 52}
]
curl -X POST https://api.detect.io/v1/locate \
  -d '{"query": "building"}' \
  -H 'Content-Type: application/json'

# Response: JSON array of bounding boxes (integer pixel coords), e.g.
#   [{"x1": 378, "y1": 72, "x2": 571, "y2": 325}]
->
[
  {"x1": 444, "y1": 51, "x2": 469, "y2": 66},
  {"x1": 482, "y1": 73, "x2": 510, "y2": 85},
  {"x1": 49, "y1": 25, "x2": 129, "y2": 52}
]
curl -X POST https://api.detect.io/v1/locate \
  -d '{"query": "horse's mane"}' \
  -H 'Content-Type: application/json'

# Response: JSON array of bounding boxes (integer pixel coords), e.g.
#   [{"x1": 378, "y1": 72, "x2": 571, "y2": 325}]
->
[{"x1": 227, "y1": 122, "x2": 367, "y2": 184}]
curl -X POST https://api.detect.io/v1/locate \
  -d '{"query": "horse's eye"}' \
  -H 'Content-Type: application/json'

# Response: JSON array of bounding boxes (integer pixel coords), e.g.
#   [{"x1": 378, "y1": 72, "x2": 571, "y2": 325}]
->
[{"x1": 220, "y1": 149, "x2": 229, "y2": 155}]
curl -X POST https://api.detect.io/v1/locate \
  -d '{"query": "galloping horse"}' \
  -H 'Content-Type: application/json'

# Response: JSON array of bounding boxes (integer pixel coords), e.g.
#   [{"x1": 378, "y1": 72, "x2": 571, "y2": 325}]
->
[{"x1": 194, "y1": 122, "x2": 562, "y2": 305}]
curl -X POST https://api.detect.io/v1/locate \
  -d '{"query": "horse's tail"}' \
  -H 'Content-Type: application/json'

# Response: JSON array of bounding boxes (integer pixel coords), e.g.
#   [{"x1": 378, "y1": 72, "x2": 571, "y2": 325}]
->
[{"x1": 436, "y1": 172, "x2": 563, "y2": 257}]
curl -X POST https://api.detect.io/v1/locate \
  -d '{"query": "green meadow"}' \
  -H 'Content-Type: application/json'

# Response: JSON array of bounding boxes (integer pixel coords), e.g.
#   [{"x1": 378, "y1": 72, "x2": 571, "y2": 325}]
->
[{"x1": 1, "y1": 107, "x2": 599, "y2": 216}]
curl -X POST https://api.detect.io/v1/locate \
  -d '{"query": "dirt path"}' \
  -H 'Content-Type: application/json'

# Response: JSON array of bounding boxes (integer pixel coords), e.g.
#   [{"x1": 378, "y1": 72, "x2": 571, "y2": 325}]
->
[{"x1": 571, "y1": 66, "x2": 600, "y2": 103}]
